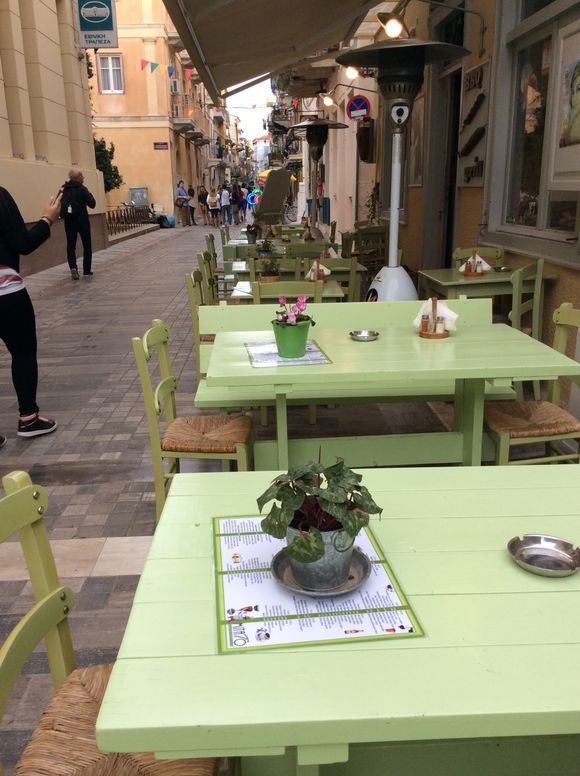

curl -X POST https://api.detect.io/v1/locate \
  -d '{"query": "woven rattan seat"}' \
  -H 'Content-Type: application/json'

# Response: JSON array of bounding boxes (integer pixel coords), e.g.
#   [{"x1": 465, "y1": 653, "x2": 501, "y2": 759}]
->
[
  {"x1": 15, "y1": 664, "x2": 217, "y2": 775},
  {"x1": 162, "y1": 413, "x2": 252, "y2": 453},
  {"x1": 485, "y1": 401, "x2": 580, "y2": 439},
  {"x1": 200, "y1": 333, "x2": 215, "y2": 342}
]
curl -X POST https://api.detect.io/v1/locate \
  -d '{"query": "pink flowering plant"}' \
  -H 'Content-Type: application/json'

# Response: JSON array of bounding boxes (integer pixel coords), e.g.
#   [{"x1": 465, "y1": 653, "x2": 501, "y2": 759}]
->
[{"x1": 274, "y1": 295, "x2": 315, "y2": 327}]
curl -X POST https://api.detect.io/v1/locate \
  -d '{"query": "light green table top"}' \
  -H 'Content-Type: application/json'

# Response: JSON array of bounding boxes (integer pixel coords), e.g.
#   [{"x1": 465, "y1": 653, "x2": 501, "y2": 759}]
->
[
  {"x1": 229, "y1": 280, "x2": 345, "y2": 303},
  {"x1": 419, "y1": 268, "x2": 556, "y2": 299},
  {"x1": 96, "y1": 466, "x2": 580, "y2": 766},
  {"x1": 205, "y1": 324, "x2": 580, "y2": 389}
]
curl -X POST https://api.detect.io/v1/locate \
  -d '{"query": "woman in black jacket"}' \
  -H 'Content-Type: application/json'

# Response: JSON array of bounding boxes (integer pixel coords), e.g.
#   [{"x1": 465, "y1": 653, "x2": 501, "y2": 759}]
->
[{"x1": 0, "y1": 187, "x2": 62, "y2": 445}]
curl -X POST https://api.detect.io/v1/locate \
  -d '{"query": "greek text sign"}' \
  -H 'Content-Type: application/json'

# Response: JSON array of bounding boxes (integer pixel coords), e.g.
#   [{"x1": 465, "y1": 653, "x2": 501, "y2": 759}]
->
[{"x1": 77, "y1": 0, "x2": 118, "y2": 48}]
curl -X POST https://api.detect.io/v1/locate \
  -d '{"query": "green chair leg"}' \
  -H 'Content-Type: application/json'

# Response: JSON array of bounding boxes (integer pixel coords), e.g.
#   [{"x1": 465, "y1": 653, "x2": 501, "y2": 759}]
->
[
  {"x1": 307, "y1": 404, "x2": 317, "y2": 425},
  {"x1": 260, "y1": 406, "x2": 268, "y2": 426}
]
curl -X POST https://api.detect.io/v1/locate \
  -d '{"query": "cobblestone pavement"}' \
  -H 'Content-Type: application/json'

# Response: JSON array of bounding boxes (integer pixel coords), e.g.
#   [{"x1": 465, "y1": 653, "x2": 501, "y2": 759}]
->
[{"x1": 0, "y1": 223, "x2": 446, "y2": 769}]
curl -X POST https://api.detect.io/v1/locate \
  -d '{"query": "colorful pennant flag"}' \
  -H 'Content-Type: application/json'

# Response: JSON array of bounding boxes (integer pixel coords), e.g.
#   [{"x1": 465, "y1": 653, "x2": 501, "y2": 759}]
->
[
  {"x1": 184, "y1": 68, "x2": 193, "y2": 80},
  {"x1": 150, "y1": 62, "x2": 159, "y2": 72},
  {"x1": 168, "y1": 66, "x2": 175, "y2": 77},
  {"x1": 141, "y1": 59, "x2": 149, "y2": 70}
]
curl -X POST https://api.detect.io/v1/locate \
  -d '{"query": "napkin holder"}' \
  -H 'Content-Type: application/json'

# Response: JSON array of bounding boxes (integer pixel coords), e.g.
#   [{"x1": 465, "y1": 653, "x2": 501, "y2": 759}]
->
[
  {"x1": 462, "y1": 250, "x2": 489, "y2": 278},
  {"x1": 419, "y1": 297, "x2": 450, "y2": 339}
]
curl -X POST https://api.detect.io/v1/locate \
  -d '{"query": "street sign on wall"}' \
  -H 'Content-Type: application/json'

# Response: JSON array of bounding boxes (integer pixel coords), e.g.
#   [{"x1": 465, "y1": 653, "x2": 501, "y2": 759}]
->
[
  {"x1": 346, "y1": 95, "x2": 371, "y2": 120},
  {"x1": 76, "y1": 0, "x2": 118, "y2": 48}
]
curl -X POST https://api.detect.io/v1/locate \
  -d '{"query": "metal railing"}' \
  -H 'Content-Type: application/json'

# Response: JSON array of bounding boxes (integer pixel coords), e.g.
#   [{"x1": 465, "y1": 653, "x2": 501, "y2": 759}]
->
[{"x1": 106, "y1": 205, "x2": 152, "y2": 236}]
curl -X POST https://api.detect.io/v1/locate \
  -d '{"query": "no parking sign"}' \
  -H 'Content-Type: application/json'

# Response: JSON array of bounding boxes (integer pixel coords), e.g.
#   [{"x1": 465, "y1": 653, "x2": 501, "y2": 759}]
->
[{"x1": 346, "y1": 95, "x2": 371, "y2": 120}]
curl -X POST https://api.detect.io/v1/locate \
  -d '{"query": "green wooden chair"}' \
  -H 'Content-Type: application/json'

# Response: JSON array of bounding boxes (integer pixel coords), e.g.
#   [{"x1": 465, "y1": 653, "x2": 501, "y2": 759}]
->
[
  {"x1": 251, "y1": 280, "x2": 323, "y2": 304},
  {"x1": 133, "y1": 319, "x2": 253, "y2": 519},
  {"x1": 485, "y1": 303, "x2": 580, "y2": 465},
  {"x1": 247, "y1": 257, "x2": 304, "y2": 282},
  {"x1": 205, "y1": 232, "x2": 218, "y2": 261},
  {"x1": 355, "y1": 224, "x2": 389, "y2": 275},
  {"x1": 341, "y1": 231, "x2": 356, "y2": 258},
  {"x1": 219, "y1": 224, "x2": 230, "y2": 246},
  {"x1": 186, "y1": 269, "x2": 214, "y2": 383},
  {"x1": 197, "y1": 251, "x2": 218, "y2": 303},
  {"x1": 329, "y1": 220, "x2": 337, "y2": 243},
  {"x1": 509, "y1": 259, "x2": 545, "y2": 400},
  {"x1": 0, "y1": 470, "x2": 218, "y2": 775},
  {"x1": 452, "y1": 246, "x2": 504, "y2": 268},
  {"x1": 302, "y1": 256, "x2": 359, "y2": 302}
]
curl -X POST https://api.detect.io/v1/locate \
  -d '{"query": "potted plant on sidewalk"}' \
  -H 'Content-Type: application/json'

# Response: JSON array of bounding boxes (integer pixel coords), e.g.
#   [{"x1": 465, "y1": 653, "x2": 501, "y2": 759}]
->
[
  {"x1": 246, "y1": 223, "x2": 261, "y2": 244},
  {"x1": 258, "y1": 460, "x2": 382, "y2": 591},
  {"x1": 272, "y1": 294, "x2": 315, "y2": 358}
]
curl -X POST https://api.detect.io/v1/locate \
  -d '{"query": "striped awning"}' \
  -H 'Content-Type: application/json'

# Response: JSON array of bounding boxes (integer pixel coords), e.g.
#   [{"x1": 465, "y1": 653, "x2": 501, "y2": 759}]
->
[{"x1": 162, "y1": 0, "x2": 382, "y2": 103}]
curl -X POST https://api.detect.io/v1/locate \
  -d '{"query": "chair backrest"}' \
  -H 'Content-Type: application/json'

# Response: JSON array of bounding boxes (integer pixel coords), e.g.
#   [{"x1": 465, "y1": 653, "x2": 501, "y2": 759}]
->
[
  {"x1": 251, "y1": 280, "x2": 323, "y2": 304},
  {"x1": 509, "y1": 259, "x2": 544, "y2": 340},
  {"x1": 280, "y1": 242, "x2": 331, "y2": 259},
  {"x1": 220, "y1": 225, "x2": 230, "y2": 246},
  {"x1": 186, "y1": 270, "x2": 205, "y2": 382},
  {"x1": 329, "y1": 220, "x2": 337, "y2": 243},
  {"x1": 199, "y1": 251, "x2": 218, "y2": 304},
  {"x1": 304, "y1": 257, "x2": 358, "y2": 302},
  {"x1": 132, "y1": 319, "x2": 178, "y2": 450},
  {"x1": 549, "y1": 302, "x2": 580, "y2": 404},
  {"x1": 355, "y1": 225, "x2": 389, "y2": 257},
  {"x1": 452, "y1": 246, "x2": 504, "y2": 268},
  {"x1": 341, "y1": 231, "x2": 356, "y2": 258},
  {"x1": 205, "y1": 232, "x2": 217, "y2": 261},
  {"x1": 0, "y1": 471, "x2": 75, "y2": 733},
  {"x1": 247, "y1": 257, "x2": 303, "y2": 282}
]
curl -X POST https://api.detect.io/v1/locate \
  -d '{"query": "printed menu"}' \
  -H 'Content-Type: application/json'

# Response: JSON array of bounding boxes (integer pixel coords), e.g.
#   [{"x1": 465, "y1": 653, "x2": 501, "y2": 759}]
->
[
  {"x1": 214, "y1": 516, "x2": 423, "y2": 652},
  {"x1": 245, "y1": 341, "x2": 330, "y2": 368}
]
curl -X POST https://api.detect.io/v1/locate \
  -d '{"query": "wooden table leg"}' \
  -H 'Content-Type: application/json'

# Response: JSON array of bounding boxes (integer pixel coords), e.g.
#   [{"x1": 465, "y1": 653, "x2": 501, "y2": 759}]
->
[
  {"x1": 457, "y1": 378, "x2": 485, "y2": 465},
  {"x1": 275, "y1": 391, "x2": 289, "y2": 469}
]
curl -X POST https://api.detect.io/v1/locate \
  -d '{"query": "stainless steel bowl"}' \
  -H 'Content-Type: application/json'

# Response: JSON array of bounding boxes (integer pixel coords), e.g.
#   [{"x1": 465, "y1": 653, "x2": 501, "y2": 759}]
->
[
  {"x1": 494, "y1": 266, "x2": 513, "y2": 273},
  {"x1": 507, "y1": 534, "x2": 580, "y2": 577},
  {"x1": 349, "y1": 330, "x2": 379, "y2": 342}
]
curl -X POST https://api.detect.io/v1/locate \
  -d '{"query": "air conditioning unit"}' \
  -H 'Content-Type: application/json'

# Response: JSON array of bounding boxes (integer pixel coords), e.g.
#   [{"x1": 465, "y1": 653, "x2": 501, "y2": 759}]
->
[
  {"x1": 173, "y1": 104, "x2": 183, "y2": 118},
  {"x1": 170, "y1": 78, "x2": 181, "y2": 94}
]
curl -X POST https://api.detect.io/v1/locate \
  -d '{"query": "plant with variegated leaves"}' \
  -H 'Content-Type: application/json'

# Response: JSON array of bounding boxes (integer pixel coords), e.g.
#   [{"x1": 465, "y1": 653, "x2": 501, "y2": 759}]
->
[{"x1": 257, "y1": 460, "x2": 382, "y2": 563}]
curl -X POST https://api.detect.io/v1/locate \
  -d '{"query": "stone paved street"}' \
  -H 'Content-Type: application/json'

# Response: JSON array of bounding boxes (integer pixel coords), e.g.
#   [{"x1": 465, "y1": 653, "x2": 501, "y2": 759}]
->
[{"x1": 0, "y1": 225, "x2": 446, "y2": 770}]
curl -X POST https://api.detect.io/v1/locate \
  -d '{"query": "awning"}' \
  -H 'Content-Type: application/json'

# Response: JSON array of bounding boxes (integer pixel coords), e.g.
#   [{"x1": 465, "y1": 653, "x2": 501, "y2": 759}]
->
[{"x1": 162, "y1": 0, "x2": 381, "y2": 104}]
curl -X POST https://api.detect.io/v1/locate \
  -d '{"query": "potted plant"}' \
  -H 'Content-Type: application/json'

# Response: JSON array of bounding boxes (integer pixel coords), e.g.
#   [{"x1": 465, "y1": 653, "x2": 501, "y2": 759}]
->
[
  {"x1": 258, "y1": 460, "x2": 382, "y2": 591},
  {"x1": 246, "y1": 223, "x2": 262, "y2": 244},
  {"x1": 259, "y1": 254, "x2": 281, "y2": 282},
  {"x1": 272, "y1": 294, "x2": 315, "y2": 358}
]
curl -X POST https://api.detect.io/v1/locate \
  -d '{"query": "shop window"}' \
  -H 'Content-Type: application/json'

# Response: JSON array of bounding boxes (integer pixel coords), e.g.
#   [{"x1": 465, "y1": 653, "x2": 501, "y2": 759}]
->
[
  {"x1": 98, "y1": 55, "x2": 123, "y2": 93},
  {"x1": 484, "y1": 3, "x2": 580, "y2": 263}
]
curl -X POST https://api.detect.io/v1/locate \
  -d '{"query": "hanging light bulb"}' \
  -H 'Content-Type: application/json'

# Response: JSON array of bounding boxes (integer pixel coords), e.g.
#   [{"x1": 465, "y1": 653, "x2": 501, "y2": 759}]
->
[
  {"x1": 345, "y1": 66, "x2": 359, "y2": 80},
  {"x1": 377, "y1": 12, "x2": 408, "y2": 39},
  {"x1": 322, "y1": 93, "x2": 335, "y2": 107}
]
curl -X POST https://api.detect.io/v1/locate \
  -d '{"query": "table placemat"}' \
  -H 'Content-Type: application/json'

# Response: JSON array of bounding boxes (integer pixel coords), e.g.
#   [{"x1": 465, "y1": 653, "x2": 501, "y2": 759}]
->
[
  {"x1": 245, "y1": 340, "x2": 330, "y2": 368},
  {"x1": 213, "y1": 516, "x2": 423, "y2": 652}
]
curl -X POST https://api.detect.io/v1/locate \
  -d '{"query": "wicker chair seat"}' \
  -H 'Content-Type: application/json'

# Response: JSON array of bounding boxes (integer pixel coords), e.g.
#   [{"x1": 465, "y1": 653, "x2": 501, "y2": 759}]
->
[
  {"x1": 162, "y1": 414, "x2": 252, "y2": 453},
  {"x1": 485, "y1": 401, "x2": 580, "y2": 439},
  {"x1": 15, "y1": 664, "x2": 216, "y2": 775},
  {"x1": 200, "y1": 334, "x2": 215, "y2": 342}
]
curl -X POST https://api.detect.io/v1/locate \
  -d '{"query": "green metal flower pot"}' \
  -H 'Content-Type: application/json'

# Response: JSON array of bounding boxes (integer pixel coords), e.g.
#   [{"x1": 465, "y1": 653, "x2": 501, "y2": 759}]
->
[{"x1": 272, "y1": 319, "x2": 310, "y2": 358}]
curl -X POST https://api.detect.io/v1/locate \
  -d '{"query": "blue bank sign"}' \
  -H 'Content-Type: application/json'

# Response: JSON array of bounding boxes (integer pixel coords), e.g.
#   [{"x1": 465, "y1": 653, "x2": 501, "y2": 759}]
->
[{"x1": 77, "y1": 0, "x2": 118, "y2": 48}]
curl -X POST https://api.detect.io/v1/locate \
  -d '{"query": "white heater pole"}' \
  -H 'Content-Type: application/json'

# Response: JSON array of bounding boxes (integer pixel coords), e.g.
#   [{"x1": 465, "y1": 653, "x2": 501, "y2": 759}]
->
[
  {"x1": 388, "y1": 131, "x2": 403, "y2": 268},
  {"x1": 311, "y1": 157, "x2": 318, "y2": 230}
]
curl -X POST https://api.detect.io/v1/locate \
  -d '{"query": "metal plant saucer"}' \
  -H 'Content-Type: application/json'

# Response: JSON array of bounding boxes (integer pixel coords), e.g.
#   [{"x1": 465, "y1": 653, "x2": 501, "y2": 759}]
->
[{"x1": 271, "y1": 547, "x2": 372, "y2": 597}]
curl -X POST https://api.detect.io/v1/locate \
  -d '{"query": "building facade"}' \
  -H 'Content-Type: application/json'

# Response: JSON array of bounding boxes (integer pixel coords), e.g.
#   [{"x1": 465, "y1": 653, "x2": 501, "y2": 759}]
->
[
  {"x1": 90, "y1": 0, "x2": 213, "y2": 214},
  {"x1": 0, "y1": 0, "x2": 107, "y2": 273}
]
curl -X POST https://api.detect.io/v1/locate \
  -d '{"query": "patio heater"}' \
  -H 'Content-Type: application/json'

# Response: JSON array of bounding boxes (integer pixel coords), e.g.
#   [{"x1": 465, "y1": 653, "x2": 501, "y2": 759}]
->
[
  {"x1": 336, "y1": 39, "x2": 468, "y2": 301},
  {"x1": 290, "y1": 118, "x2": 347, "y2": 238}
]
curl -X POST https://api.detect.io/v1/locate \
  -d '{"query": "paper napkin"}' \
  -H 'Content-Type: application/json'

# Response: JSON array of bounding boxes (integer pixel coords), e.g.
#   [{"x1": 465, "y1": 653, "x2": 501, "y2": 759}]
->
[
  {"x1": 413, "y1": 299, "x2": 459, "y2": 332},
  {"x1": 459, "y1": 253, "x2": 492, "y2": 272}
]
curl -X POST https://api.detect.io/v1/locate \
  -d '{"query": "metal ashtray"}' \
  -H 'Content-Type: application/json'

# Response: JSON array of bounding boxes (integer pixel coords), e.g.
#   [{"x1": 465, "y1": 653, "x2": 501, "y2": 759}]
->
[
  {"x1": 507, "y1": 534, "x2": 580, "y2": 577},
  {"x1": 349, "y1": 330, "x2": 379, "y2": 342},
  {"x1": 271, "y1": 548, "x2": 372, "y2": 598},
  {"x1": 494, "y1": 266, "x2": 513, "y2": 273}
]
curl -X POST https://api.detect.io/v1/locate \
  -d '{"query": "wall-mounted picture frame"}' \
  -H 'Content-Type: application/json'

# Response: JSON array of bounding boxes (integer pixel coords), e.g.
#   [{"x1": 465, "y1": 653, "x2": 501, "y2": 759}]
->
[{"x1": 548, "y1": 18, "x2": 580, "y2": 190}]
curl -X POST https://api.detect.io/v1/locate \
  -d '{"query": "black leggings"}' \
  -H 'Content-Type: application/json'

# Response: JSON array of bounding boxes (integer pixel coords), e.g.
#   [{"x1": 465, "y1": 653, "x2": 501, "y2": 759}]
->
[{"x1": 0, "y1": 289, "x2": 38, "y2": 416}]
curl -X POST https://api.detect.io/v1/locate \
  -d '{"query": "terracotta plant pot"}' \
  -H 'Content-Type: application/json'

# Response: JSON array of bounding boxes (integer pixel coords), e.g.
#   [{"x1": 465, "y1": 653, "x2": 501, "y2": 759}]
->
[
  {"x1": 260, "y1": 275, "x2": 280, "y2": 283},
  {"x1": 272, "y1": 318, "x2": 311, "y2": 358}
]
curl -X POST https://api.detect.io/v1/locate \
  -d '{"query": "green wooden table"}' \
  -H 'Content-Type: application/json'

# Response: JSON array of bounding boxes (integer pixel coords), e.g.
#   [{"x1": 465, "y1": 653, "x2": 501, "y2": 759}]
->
[
  {"x1": 96, "y1": 466, "x2": 580, "y2": 775},
  {"x1": 229, "y1": 280, "x2": 345, "y2": 303},
  {"x1": 201, "y1": 324, "x2": 580, "y2": 469},
  {"x1": 224, "y1": 241, "x2": 332, "y2": 260},
  {"x1": 419, "y1": 267, "x2": 555, "y2": 300}
]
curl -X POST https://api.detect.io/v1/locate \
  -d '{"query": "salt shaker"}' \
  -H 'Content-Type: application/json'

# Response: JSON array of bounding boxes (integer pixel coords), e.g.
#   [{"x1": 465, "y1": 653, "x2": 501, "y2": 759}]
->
[{"x1": 435, "y1": 316, "x2": 445, "y2": 334}]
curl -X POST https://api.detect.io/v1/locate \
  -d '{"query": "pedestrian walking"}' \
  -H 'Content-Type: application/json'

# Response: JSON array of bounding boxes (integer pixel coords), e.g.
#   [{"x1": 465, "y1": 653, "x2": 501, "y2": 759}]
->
[
  {"x1": 198, "y1": 185, "x2": 209, "y2": 225},
  {"x1": 174, "y1": 180, "x2": 190, "y2": 226},
  {"x1": 187, "y1": 186, "x2": 197, "y2": 225},
  {"x1": 0, "y1": 186, "x2": 61, "y2": 443},
  {"x1": 61, "y1": 168, "x2": 96, "y2": 279},
  {"x1": 240, "y1": 183, "x2": 249, "y2": 223},
  {"x1": 231, "y1": 184, "x2": 241, "y2": 225},
  {"x1": 220, "y1": 185, "x2": 231, "y2": 225},
  {"x1": 207, "y1": 189, "x2": 220, "y2": 227}
]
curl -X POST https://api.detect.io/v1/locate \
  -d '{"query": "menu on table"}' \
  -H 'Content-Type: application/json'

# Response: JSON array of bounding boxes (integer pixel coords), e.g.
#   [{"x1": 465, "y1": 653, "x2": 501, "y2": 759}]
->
[
  {"x1": 213, "y1": 516, "x2": 423, "y2": 652},
  {"x1": 245, "y1": 341, "x2": 330, "y2": 368}
]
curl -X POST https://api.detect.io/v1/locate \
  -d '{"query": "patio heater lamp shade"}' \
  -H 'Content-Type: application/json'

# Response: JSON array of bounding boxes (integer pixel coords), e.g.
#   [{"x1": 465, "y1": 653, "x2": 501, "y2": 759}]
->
[
  {"x1": 290, "y1": 118, "x2": 347, "y2": 236},
  {"x1": 336, "y1": 39, "x2": 468, "y2": 301}
]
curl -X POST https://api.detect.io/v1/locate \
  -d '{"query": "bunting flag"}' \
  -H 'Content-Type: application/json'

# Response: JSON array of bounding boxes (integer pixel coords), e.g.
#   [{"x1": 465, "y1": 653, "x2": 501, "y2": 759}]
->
[
  {"x1": 150, "y1": 62, "x2": 159, "y2": 72},
  {"x1": 184, "y1": 68, "x2": 193, "y2": 80},
  {"x1": 157, "y1": 64, "x2": 167, "y2": 74},
  {"x1": 140, "y1": 59, "x2": 149, "y2": 70},
  {"x1": 187, "y1": 109, "x2": 194, "y2": 117},
  {"x1": 168, "y1": 66, "x2": 175, "y2": 77}
]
